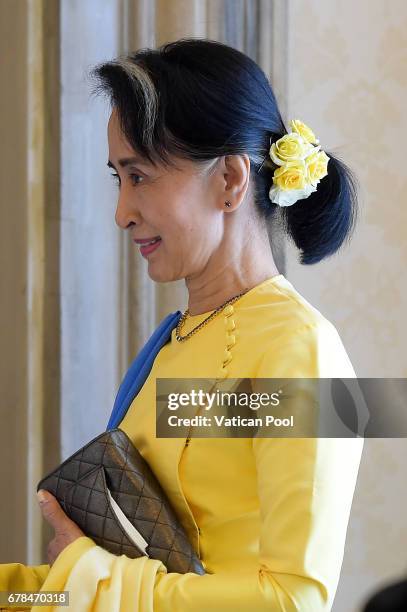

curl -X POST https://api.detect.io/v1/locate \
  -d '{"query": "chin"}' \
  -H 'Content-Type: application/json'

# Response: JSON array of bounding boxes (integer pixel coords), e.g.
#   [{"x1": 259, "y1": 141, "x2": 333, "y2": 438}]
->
[{"x1": 147, "y1": 264, "x2": 182, "y2": 284}]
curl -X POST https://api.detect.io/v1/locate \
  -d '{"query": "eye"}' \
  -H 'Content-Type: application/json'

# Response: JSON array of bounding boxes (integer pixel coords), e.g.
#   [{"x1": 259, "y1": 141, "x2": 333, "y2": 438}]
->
[
  {"x1": 110, "y1": 173, "x2": 144, "y2": 187},
  {"x1": 110, "y1": 172, "x2": 120, "y2": 187},
  {"x1": 130, "y1": 173, "x2": 143, "y2": 186}
]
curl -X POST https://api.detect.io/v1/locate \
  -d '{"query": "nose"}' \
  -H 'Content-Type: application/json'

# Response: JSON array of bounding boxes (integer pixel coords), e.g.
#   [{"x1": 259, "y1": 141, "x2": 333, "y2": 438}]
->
[{"x1": 114, "y1": 186, "x2": 142, "y2": 230}]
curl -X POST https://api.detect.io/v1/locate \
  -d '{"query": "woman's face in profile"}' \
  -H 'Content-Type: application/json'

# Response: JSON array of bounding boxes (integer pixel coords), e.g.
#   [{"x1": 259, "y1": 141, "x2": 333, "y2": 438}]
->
[{"x1": 107, "y1": 108, "x2": 227, "y2": 284}]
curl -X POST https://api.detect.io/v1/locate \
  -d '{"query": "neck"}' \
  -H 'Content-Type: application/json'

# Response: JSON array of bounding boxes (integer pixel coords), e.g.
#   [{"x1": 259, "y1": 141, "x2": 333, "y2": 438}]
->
[
  {"x1": 183, "y1": 202, "x2": 283, "y2": 315},
  {"x1": 185, "y1": 262, "x2": 279, "y2": 316}
]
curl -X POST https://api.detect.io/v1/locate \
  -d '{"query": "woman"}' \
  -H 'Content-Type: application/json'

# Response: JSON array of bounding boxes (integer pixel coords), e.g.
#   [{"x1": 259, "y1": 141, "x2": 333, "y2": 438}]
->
[{"x1": 1, "y1": 38, "x2": 363, "y2": 611}]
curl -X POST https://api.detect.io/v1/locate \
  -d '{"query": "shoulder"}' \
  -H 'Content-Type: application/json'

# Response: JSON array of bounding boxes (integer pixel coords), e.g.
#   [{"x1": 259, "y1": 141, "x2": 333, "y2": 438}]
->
[
  {"x1": 240, "y1": 275, "x2": 331, "y2": 343},
  {"x1": 241, "y1": 276, "x2": 355, "y2": 378}
]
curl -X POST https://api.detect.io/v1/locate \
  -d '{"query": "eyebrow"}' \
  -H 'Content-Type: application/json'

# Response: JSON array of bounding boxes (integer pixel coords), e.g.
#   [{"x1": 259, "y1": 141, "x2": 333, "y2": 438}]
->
[{"x1": 107, "y1": 156, "x2": 148, "y2": 169}]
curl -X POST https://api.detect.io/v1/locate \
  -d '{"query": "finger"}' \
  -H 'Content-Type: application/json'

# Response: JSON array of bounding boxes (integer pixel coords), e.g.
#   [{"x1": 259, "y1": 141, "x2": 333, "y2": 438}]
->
[{"x1": 37, "y1": 490, "x2": 69, "y2": 533}]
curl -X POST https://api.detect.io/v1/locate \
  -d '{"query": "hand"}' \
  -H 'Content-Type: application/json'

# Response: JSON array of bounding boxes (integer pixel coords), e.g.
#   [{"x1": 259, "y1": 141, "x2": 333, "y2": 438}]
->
[{"x1": 37, "y1": 489, "x2": 85, "y2": 566}]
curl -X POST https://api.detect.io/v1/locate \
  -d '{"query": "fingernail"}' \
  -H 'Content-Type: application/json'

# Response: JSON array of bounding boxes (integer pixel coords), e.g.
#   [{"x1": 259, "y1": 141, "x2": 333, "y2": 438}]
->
[{"x1": 37, "y1": 490, "x2": 47, "y2": 503}]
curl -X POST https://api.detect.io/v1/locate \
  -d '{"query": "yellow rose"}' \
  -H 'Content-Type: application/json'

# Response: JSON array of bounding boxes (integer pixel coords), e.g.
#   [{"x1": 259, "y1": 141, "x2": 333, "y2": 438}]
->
[
  {"x1": 273, "y1": 160, "x2": 309, "y2": 191},
  {"x1": 269, "y1": 132, "x2": 313, "y2": 166},
  {"x1": 305, "y1": 150, "x2": 330, "y2": 185},
  {"x1": 290, "y1": 119, "x2": 319, "y2": 145}
]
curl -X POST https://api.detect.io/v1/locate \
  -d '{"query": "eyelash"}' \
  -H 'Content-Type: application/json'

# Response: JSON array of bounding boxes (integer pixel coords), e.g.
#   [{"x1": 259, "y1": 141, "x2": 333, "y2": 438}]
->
[{"x1": 110, "y1": 172, "x2": 143, "y2": 187}]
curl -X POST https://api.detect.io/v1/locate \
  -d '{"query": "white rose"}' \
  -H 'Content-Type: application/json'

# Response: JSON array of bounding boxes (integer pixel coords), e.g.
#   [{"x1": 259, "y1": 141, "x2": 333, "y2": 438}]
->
[{"x1": 269, "y1": 182, "x2": 318, "y2": 207}]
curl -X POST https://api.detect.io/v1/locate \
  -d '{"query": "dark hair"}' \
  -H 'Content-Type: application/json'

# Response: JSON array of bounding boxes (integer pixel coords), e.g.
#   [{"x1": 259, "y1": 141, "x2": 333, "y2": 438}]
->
[{"x1": 88, "y1": 37, "x2": 359, "y2": 265}]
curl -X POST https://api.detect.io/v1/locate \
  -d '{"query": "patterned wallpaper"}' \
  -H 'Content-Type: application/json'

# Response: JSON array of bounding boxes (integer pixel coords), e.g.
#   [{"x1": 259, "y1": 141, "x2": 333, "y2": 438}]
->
[
  {"x1": 285, "y1": 0, "x2": 407, "y2": 379},
  {"x1": 284, "y1": 2, "x2": 407, "y2": 610}
]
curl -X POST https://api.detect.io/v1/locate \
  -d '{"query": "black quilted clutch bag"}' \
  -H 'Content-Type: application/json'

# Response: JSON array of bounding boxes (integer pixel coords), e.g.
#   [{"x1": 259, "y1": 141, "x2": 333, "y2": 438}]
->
[{"x1": 37, "y1": 428, "x2": 205, "y2": 575}]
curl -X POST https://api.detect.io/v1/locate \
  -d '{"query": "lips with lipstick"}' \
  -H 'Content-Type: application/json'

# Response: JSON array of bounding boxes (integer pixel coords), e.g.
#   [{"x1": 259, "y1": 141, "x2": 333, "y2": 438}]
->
[{"x1": 133, "y1": 235, "x2": 162, "y2": 257}]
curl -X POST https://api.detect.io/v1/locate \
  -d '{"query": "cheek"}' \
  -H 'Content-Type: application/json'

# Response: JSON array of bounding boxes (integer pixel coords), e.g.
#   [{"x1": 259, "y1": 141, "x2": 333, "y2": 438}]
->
[
  {"x1": 160, "y1": 206, "x2": 201, "y2": 243},
  {"x1": 164, "y1": 225, "x2": 196, "y2": 260},
  {"x1": 153, "y1": 183, "x2": 215, "y2": 249}
]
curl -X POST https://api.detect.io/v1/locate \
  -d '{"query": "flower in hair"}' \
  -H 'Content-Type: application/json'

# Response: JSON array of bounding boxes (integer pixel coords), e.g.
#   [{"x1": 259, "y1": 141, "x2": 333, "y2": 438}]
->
[
  {"x1": 268, "y1": 119, "x2": 330, "y2": 207},
  {"x1": 269, "y1": 132, "x2": 315, "y2": 166},
  {"x1": 305, "y1": 149, "x2": 330, "y2": 186},
  {"x1": 290, "y1": 119, "x2": 319, "y2": 145}
]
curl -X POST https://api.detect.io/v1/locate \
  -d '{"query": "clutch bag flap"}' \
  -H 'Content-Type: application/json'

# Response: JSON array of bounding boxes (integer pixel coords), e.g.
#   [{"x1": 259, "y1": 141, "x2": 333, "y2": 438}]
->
[{"x1": 105, "y1": 483, "x2": 149, "y2": 556}]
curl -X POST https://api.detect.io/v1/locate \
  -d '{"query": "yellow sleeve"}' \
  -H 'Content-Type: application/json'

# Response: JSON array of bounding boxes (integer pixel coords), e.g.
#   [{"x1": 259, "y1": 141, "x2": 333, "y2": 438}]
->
[
  {"x1": 250, "y1": 435, "x2": 363, "y2": 611},
  {"x1": 0, "y1": 538, "x2": 96, "y2": 611},
  {"x1": 249, "y1": 320, "x2": 364, "y2": 610},
  {"x1": 11, "y1": 321, "x2": 362, "y2": 612},
  {"x1": 0, "y1": 561, "x2": 50, "y2": 611},
  {"x1": 28, "y1": 536, "x2": 168, "y2": 612},
  {"x1": 0, "y1": 562, "x2": 50, "y2": 593}
]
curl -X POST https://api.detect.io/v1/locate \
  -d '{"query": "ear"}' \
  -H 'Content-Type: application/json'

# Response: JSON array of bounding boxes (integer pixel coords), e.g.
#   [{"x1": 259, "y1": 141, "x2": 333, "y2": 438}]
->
[{"x1": 220, "y1": 154, "x2": 251, "y2": 212}]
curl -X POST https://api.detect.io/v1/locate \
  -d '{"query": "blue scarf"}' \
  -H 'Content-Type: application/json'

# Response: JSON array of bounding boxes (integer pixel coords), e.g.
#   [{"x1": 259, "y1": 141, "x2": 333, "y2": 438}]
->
[{"x1": 106, "y1": 311, "x2": 182, "y2": 431}]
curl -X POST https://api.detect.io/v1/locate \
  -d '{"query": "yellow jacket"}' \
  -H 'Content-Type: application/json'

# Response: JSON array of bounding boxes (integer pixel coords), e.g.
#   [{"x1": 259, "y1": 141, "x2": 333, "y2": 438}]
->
[{"x1": 0, "y1": 275, "x2": 363, "y2": 611}]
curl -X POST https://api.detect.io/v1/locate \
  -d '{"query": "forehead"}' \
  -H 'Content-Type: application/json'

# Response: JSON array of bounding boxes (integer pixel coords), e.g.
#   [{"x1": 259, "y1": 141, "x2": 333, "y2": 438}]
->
[
  {"x1": 107, "y1": 107, "x2": 120, "y2": 131},
  {"x1": 107, "y1": 109, "x2": 152, "y2": 169},
  {"x1": 106, "y1": 108, "x2": 197, "y2": 174}
]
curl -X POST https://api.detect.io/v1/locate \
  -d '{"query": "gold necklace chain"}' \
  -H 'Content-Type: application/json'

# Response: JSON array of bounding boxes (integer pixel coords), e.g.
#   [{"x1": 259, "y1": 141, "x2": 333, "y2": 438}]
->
[{"x1": 175, "y1": 288, "x2": 249, "y2": 343}]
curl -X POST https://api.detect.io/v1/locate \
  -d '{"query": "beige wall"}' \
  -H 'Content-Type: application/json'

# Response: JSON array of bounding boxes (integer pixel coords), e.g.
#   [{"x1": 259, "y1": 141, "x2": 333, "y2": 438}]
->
[
  {"x1": 285, "y1": 2, "x2": 407, "y2": 610},
  {"x1": 0, "y1": 0, "x2": 30, "y2": 563},
  {"x1": 0, "y1": 0, "x2": 61, "y2": 564},
  {"x1": 285, "y1": 0, "x2": 407, "y2": 378}
]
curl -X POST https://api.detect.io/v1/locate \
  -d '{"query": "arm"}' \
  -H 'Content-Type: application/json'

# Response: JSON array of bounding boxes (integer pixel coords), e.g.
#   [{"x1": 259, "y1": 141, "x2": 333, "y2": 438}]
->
[
  {"x1": 27, "y1": 436, "x2": 362, "y2": 612},
  {"x1": 25, "y1": 321, "x2": 362, "y2": 612}
]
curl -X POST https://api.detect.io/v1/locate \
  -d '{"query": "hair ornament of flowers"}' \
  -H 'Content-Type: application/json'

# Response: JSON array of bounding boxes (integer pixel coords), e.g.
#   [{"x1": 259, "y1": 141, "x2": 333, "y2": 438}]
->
[{"x1": 267, "y1": 119, "x2": 330, "y2": 207}]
